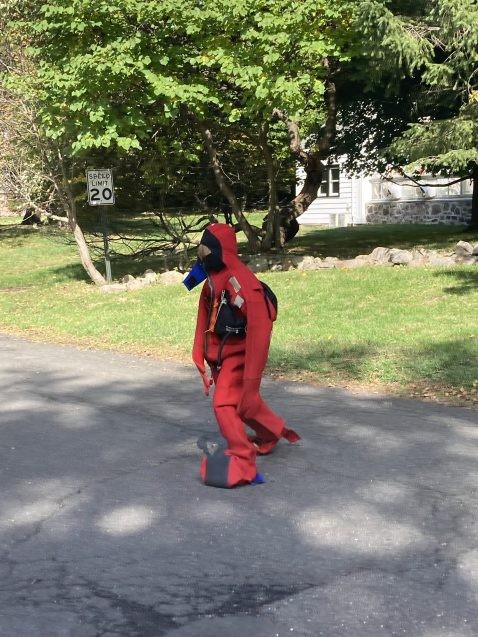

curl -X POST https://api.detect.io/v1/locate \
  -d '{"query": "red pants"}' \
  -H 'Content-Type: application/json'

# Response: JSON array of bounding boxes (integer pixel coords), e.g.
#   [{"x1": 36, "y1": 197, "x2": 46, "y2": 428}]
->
[{"x1": 200, "y1": 351, "x2": 298, "y2": 487}]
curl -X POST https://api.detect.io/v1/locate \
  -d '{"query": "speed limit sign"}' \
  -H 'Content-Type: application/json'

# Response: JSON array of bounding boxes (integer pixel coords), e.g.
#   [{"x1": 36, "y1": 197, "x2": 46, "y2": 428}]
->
[{"x1": 86, "y1": 169, "x2": 115, "y2": 206}]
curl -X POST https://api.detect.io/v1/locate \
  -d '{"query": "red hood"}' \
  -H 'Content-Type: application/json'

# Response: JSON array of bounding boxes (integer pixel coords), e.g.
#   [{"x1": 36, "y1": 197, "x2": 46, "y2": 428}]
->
[
  {"x1": 199, "y1": 223, "x2": 262, "y2": 297},
  {"x1": 199, "y1": 223, "x2": 240, "y2": 268}
]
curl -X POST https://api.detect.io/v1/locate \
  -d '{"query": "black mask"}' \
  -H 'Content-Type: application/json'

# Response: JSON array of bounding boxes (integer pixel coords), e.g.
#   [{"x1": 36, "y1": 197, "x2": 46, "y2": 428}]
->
[{"x1": 201, "y1": 253, "x2": 225, "y2": 273}]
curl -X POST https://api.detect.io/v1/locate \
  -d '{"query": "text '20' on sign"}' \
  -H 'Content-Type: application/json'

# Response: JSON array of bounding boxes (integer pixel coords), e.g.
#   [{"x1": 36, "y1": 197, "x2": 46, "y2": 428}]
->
[{"x1": 87, "y1": 169, "x2": 115, "y2": 206}]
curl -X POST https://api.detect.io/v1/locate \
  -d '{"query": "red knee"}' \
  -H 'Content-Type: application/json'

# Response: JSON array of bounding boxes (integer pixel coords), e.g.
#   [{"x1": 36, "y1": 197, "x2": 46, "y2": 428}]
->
[
  {"x1": 237, "y1": 393, "x2": 261, "y2": 421},
  {"x1": 237, "y1": 379, "x2": 262, "y2": 420}
]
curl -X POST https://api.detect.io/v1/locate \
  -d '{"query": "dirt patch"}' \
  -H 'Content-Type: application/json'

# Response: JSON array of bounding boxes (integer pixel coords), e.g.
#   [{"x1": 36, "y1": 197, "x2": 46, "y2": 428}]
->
[{"x1": 0, "y1": 286, "x2": 31, "y2": 293}]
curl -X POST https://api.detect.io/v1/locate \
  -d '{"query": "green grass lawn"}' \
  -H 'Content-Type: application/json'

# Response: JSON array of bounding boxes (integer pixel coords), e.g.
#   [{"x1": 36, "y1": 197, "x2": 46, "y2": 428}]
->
[
  {"x1": 282, "y1": 221, "x2": 478, "y2": 258},
  {"x1": 1, "y1": 217, "x2": 477, "y2": 406}
]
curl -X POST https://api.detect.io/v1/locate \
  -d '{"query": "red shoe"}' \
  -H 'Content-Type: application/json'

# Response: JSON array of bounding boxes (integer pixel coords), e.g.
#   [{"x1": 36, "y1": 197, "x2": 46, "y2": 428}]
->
[
  {"x1": 283, "y1": 427, "x2": 301, "y2": 443},
  {"x1": 249, "y1": 437, "x2": 278, "y2": 455},
  {"x1": 249, "y1": 427, "x2": 301, "y2": 455}
]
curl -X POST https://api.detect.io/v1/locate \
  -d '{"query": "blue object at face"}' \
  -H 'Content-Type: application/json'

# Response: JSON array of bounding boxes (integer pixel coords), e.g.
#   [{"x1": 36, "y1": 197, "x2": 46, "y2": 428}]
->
[{"x1": 183, "y1": 260, "x2": 207, "y2": 291}]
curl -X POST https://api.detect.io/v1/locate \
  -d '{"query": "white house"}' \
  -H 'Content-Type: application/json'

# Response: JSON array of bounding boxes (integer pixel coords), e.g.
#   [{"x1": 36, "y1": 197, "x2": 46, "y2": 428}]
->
[{"x1": 296, "y1": 160, "x2": 474, "y2": 226}]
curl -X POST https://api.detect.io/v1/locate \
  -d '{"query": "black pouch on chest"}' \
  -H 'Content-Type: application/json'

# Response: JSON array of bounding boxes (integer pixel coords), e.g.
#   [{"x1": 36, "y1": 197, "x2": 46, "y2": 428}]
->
[
  {"x1": 214, "y1": 290, "x2": 246, "y2": 338},
  {"x1": 213, "y1": 290, "x2": 246, "y2": 369}
]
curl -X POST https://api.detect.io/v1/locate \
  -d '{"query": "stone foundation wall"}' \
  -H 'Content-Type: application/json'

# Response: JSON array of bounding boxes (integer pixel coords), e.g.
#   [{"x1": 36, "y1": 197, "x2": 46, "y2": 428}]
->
[
  {"x1": 244, "y1": 240, "x2": 478, "y2": 274},
  {"x1": 366, "y1": 197, "x2": 472, "y2": 225}
]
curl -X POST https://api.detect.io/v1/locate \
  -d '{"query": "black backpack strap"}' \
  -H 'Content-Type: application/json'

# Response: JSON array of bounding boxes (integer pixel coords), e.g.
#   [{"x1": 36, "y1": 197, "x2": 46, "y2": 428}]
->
[
  {"x1": 216, "y1": 333, "x2": 230, "y2": 371},
  {"x1": 260, "y1": 281, "x2": 278, "y2": 321},
  {"x1": 263, "y1": 286, "x2": 272, "y2": 320}
]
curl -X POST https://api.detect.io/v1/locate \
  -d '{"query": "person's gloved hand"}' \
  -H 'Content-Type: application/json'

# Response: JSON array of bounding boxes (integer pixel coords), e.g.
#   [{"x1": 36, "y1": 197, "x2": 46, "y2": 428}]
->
[{"x1": 194, "y1": 361, "x2": 213, "y2": 396}]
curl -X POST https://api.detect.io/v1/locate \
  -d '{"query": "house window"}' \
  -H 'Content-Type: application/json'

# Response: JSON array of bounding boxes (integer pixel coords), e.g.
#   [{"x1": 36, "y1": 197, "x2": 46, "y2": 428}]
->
[{"x1": 319, "y1": 165, "x2": 340, "y2": 197}]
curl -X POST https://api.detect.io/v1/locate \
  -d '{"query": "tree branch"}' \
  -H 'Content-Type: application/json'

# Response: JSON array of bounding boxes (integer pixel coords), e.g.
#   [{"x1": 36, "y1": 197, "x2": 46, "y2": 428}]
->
[
  {"x1": 272, "y1": 109, "x2": 309, "y2": 164},
  {"x1": 317, "y1": 80, "x2": 337, "y2": 159},
  {"x1": 385, "y1": 170, "x2": 473, "y2": 188},
  {"x1": 195, "y1": 117, "x2": 260, "y2": 251}
]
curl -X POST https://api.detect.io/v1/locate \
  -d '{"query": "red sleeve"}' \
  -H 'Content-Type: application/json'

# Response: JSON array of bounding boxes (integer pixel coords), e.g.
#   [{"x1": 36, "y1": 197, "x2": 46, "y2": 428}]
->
[
  {"x1": 192, "y1": 283, "x2": 209, "y2": 369},
  {"x1": 243, "y1": 286, "x2": 273, "y2": 381}
]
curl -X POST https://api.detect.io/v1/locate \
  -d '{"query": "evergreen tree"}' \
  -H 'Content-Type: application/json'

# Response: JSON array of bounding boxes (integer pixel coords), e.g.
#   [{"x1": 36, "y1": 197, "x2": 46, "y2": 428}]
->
[{"x1": 389, "y1": 0, "x2": 478, "y2": 227}]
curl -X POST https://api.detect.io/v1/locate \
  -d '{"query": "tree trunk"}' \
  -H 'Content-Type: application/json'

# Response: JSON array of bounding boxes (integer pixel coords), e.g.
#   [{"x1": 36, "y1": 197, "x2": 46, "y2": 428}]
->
[
  {"x1": 198, "y1": 122, "x2": 261, "y2": 252},
  {"x1": 290, "y1": 152, "x2": 325, "y2": 218},
  {"x1": 59, "y1": 153, "x2": 106, "y2": 286},
  {"x1": 273, "y1": 80, "x2": 337, "y2": 245},
  {"x1": 69, "y1": 207, "x2": 106, "y2": 286},
  {"x1": 258, "y1": 123, "x2": 281, "y2": 251},
  {"x1": 272, "y1": 110, "x2": 324, "y2": 245}
]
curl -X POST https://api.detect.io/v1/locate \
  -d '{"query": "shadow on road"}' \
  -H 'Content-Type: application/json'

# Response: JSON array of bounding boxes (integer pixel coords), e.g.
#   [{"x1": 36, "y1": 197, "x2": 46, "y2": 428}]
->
[{"x1": 1, "y1": 343, "x2": 478, "y2": 636}]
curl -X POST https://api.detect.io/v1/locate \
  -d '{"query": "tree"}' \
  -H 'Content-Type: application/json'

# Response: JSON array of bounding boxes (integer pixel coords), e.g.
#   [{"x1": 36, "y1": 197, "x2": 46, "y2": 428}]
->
[
  {"x1": 5, "y1": 0, "x2": 437, "y2": 253},
  {"x1": 0, "y1": 89, "x2": 108, "y2": 284},
  {"x1": 387, "y1": 0, "x2": 478, "y2": 227},
  {"x1": 5, "y1": 0, "x2": 347, "y2": 248},
  {"x1": 0, "y1": 2, "x2": 108, "y2": 284}
]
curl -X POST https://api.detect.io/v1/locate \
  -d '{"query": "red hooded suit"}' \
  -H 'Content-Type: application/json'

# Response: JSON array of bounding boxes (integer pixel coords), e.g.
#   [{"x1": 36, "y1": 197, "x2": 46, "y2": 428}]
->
[{"x1": 192, "y1": 223, "x2": 300, "y2": 488}]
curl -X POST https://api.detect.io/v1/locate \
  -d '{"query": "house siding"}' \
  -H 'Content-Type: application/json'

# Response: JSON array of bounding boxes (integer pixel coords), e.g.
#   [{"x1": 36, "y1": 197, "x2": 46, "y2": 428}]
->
[
  {"x1": 296, "y1": 165, "x2": 356, "y2": 226},
  {"x1": 297, "y1": 163, "x2": 472, "y2": 227}
]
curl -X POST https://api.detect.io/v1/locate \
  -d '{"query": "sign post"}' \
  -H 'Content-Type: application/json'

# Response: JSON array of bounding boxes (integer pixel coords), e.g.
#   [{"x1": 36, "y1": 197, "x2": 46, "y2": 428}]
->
[{"x1": 86, "y1": 169, "x2": 115, "y2": 284}]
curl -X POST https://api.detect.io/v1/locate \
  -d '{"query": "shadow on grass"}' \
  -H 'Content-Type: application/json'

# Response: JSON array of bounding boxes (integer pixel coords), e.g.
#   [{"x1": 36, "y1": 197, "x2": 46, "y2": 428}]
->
[
  {"x1": 434, "y1": 268, "x2": 478, "y2": 295},
  {"x1": 289, "y1": 224, "x2": 478, "y2": 259},
  {"x1": 47, "y1": 262, "x2": 93, "y2": 283},
  {"x1": 270, "y1": 337, "x2": 478, "y2": 400},
  {"x1": 0, "y1": 225, "x2": 42, "y2": 247},
  {"x1": 45, "y1": 258, "x2": 167, "y2": 284},
  {"x1": 405, "y1": 338, "x2": 478, "y2": 393},
  {"x1": 269, "y1": 342, "x2": 377, "y2": 382},
  {"x1": 17, "y1": 251, "x2": 186, "y2": 289},
  {"x1": 105, "y1": 252, "x2": 187, "y2": 278}
]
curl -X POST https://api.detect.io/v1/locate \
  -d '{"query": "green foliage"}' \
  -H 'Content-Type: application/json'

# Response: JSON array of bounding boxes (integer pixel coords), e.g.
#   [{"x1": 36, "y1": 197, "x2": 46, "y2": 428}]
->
[
  {"x1": 5, "y1": 0, "x2": 353, "y2": 153},
  {"x1": 352, "y1": 0, "x2": 433, "y2": 83},
  {"x1": 0, "y1": 0, "x2": 361, "y2": 226},
  {"x1": 309, "y1": 1, "x2": 437, "y2": 173},
  {"x1": 391, "y1": 101, "x2": 478, "y2": 173},
  {"x1": 388, "y1": 0, "x2": 478, "y2": 174},
  {"x1": 331, "y1": 1, "x2": 478, "y2": 178},
  {"x1": 422, "y1": 0, "x2": 478, "y2": 90},
  {"x1": 333, "y1": 92, "x2": 418, "y2": 174},
  {"x1": 6, "y1": 0, "x2": 470, "y2": 227}
]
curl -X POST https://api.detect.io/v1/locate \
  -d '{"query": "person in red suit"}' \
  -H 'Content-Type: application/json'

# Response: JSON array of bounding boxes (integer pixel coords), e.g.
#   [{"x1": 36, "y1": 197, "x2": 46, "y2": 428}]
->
[{"x1": 190, "y1": 223, "x2": 300, "y2": 488}]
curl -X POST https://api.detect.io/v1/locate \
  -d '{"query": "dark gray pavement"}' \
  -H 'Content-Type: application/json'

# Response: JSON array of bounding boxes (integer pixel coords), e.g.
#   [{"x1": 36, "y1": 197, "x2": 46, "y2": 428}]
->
[{"x1": 1, "y1": 332, "x2": 478, "y2": 637}]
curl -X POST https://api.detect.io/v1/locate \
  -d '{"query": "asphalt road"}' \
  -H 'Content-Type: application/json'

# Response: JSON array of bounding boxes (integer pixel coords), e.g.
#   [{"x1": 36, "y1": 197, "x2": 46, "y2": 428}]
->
[{"x1": 1, "y1": 333, "x2": 478, "y2": 637}]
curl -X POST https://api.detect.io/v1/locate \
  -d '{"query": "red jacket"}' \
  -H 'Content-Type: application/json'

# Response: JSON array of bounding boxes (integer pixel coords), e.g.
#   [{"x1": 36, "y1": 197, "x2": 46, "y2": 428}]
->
[{"x1": 192, "y1": 224, "x2": 276, "y2": 381}]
